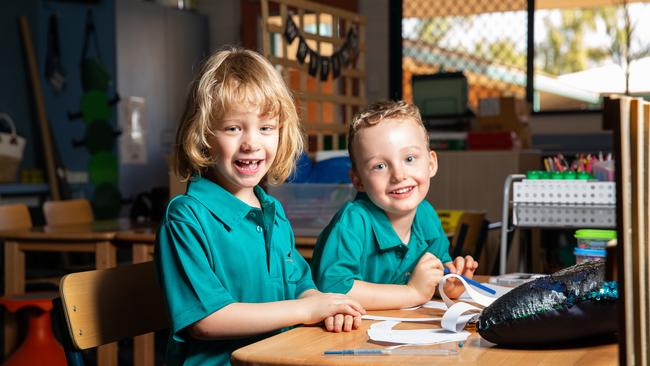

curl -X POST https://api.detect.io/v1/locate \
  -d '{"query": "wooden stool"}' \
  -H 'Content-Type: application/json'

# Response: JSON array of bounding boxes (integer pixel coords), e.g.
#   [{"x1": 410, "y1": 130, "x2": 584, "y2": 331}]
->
[{"x1": 0, "y1": 292, "x2": 66, "y2": 366}]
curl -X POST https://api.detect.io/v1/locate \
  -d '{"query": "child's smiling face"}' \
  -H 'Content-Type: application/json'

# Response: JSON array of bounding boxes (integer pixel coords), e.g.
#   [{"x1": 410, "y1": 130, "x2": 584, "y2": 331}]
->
[
  {"x1": 207, "y1": 105, "x2": 279, "y2": 202},
  {"x1": 350, "y1": 117, "x2": 437, "y2": 219}
]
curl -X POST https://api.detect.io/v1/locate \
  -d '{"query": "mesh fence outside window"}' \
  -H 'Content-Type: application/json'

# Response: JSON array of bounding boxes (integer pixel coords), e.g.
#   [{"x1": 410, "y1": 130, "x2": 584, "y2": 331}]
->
[{"x1": 403, "y1": 0, "x2": 650, "y2": 113}]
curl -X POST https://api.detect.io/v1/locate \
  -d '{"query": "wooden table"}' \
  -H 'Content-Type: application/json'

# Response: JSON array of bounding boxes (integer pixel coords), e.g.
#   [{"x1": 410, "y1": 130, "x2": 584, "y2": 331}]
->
[
  {"x1": 232, "y1": 297, "x2": 617, "y2": 365},
  {"x1": 2, "y1": 221, "x2": 119, "y2": 364},
  {"x1": 1, "y1": 219, "x2": 157, "y2": 366},
  {"x1": 295, "y1": 236, "x2": 317, "y2": 260}
]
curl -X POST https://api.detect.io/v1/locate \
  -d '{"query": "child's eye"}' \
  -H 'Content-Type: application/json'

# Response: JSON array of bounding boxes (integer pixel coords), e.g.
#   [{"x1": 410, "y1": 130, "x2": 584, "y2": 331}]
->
[
  {"x1": 224, "y1": 126, "x2": 241, "y2": 133},
  {"x1": 260, "y1": 125, "x2": 276, "y2": 133},
  {"x1": 372, "y1": 163, "x2": 386, "y2": 171},
  {"x1": 405, "y1": 155, "x2": 416, "y2": 163}
]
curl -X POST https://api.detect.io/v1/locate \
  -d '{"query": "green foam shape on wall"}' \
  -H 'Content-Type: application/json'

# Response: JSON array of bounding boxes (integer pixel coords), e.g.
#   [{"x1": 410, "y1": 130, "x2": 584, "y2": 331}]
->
[
  {"x1": 81, "y1": 90, "x2": 110, "y2": 124},
  {"x1": 88, "y1": 151, "x2": 118, "y2": 185}
]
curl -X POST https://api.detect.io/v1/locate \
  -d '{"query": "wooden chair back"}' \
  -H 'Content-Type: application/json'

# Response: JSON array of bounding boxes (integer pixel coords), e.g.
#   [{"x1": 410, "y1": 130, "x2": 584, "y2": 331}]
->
[
  {"x1": 0, "y1": 203, "x2": 32, "y2": 231},
  {"x1": 43, "y1": 199, "x2": 93, "y2": 226},
  {"x1": 58, "y1": 261, "x2": 169, "y2": 352},
  {"x1": 450, "y1": 211, "x2": 487, "y2": 260}
]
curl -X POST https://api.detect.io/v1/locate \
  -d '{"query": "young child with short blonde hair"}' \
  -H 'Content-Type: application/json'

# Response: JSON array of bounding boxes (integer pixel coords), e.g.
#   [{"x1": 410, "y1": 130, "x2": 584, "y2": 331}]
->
[
  {"x1": 156, "y1": 48, "x2": 364, "y2": 366},
  {"x1": 311, "y1": 100, "x2": 478, "y2": 310}
]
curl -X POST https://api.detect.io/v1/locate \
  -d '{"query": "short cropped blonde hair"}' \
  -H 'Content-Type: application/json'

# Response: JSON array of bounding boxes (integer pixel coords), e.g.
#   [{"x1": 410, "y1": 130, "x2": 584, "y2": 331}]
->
[
  {"x1": 175, "y1": 47, "x2": 303, "y2": 185},
  {"x1": 347, "y1": 100, "x2": 428, "y2": 169}
]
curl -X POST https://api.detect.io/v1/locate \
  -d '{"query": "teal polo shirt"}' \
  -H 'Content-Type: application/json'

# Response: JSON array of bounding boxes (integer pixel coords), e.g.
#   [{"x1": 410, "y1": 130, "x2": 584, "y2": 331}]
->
[
  {"x1": 311, "y1": 192, "x2": 451, "y2": 294},
  {"x1": 155, "y1": 176, "x2": 316, "y2": 366}
]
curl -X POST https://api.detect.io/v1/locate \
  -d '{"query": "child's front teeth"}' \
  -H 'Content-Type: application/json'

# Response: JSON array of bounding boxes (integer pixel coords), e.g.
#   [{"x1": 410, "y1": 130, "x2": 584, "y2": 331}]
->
[
  {"x1": 393, "y1": 187, "x2": 411, "y2": 194},
  {"x1": 237, "y1": 160, "x2": 259, "y2": 168}
]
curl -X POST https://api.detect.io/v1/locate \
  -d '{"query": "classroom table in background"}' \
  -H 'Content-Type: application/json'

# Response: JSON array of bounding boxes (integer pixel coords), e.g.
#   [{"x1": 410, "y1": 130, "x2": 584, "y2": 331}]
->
[
  {"x1": 0, "y1": 219, "x2": 158, "y2": 366},
  {"x1": 232, "y1": 277, "x2": 617, "y2": 366},
  {"x1": 294, "y1": 235, "x2": 317, "y2": 260}
]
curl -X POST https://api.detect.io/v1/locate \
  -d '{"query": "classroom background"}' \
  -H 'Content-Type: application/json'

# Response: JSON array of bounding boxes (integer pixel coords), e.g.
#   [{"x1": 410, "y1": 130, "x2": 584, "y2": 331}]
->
[{"x1": 0, "y1": 0, "x2": 648, "y2": 365}]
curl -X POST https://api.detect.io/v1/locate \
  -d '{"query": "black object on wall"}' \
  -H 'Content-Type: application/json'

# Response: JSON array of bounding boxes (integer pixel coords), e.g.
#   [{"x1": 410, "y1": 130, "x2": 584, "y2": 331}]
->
[{"x1": 388, "y1": 0, "x2": 402, "y2": 100}]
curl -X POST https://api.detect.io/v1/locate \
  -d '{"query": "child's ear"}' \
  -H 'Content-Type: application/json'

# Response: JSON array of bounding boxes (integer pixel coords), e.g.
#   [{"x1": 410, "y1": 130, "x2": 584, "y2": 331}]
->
[
  {"x1": 349, "y1": 169, "x2": 365, "y2": 191},
  {"x1": 428, "y1": 150, "x2": 438, "y2": 178}
]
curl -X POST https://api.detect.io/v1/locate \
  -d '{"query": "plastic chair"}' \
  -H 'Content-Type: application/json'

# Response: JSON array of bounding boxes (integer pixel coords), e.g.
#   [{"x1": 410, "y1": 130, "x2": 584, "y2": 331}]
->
[{"x1": 54, "y1": 261, "x2": 169, "y2": 366}]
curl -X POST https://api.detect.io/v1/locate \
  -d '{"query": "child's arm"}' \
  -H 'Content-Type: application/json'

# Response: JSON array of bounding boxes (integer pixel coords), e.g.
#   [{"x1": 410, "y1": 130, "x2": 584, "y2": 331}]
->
[
  {"x1": 347, "y1": 252, "x2": 445, "y2": 310},
  {"x1": 442, "y1": 255, "x2": 479, "y2": 299},
  {"x1": 187, "y1": 292, "x2": 364, "y2": 340}
]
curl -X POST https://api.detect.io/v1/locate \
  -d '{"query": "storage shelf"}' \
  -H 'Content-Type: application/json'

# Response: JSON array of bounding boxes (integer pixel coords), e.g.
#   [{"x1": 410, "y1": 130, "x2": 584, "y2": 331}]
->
[{"x1": 513, "y1": 203, "x2": 615, "y2": 228}]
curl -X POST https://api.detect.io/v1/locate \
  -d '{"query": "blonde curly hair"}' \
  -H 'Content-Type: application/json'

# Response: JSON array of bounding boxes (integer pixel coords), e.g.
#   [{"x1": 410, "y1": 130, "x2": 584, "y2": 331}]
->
[
  {"x1": 347, "y1": 100, "x2": 428, "y2": 169},
  {"x1": 175, "y1": 47, "x2": 303, "y2": 185}
]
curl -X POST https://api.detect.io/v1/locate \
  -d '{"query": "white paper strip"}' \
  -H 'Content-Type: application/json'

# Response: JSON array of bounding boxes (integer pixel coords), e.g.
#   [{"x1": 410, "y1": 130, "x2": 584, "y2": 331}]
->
[
  {"x1": 441, "y1": 302, "x2": 482, "y2": 333},
  {"x1": 422, "y1": 300, "x2": 448, "y2": 310},
  {"x1": 438, "y1": 274, "x2": 497, "y2": 308}
]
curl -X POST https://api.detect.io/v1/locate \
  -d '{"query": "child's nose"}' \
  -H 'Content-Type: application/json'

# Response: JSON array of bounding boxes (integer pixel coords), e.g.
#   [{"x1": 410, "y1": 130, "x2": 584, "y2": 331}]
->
[
  {"x1": 241, "y1": 132, "x2": 261, "y2": 151},
  {"x1": 391, "y1": 167, "x2": 407, "y2": 182}
]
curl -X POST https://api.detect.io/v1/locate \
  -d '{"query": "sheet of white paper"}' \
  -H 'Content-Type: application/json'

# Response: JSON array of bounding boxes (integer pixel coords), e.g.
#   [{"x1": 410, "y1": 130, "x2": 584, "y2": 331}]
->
[
  {"x1": 369, "y1": 320, "x2": 400, "y2": 330},
  {"x1": 441, "y1": 302, "x2": 482, "y2": 332},
  {"x1": 362, "y1": 314, "x2": 442, "y2": 322}
]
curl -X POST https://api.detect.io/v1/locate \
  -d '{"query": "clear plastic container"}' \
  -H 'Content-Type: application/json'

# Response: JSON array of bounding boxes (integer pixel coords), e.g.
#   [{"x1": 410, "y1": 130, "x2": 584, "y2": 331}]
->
[
  {"x1": 574, "y1": 229, "x2": 616, "y2": 249},
  {"x1": 592, "y1": 160, "x2": 615, "y2": 182},
  {"x1": 267, "y1": 183, "x2": 356, "y2": 236},
  {"x1": 574, "y1": 248, "x2": 606, "y2": 264}
]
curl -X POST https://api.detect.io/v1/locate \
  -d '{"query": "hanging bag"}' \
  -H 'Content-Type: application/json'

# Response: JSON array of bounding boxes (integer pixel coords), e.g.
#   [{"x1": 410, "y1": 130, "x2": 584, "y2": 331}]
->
[{"x1": 0, "y1": 113, "x2": 26, "y2": 183}]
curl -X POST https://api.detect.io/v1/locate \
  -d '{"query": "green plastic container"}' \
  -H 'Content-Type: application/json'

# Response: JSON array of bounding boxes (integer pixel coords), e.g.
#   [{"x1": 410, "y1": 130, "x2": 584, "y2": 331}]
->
[
  {"x1": 563, "y1": 171, "x2": 577, "y2": 179},
  {"x1": 526, "y1": 170, "x2": 541, "y2": 179},
  {"x1": 577, "y1": 172, "x2": 593, "y2": 180},
  {"x1": 575, "y1": 229, "x2": 616, "y2": 249}
]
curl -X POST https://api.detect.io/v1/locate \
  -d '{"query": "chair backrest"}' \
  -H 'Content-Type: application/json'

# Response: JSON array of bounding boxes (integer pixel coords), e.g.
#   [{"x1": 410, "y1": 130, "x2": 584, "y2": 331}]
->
[
  {"x1": 58, "y1": 261, "x2": 169, "y2": 351},
  {"x1": 450, "y1": 211, "x2": 487, "y2": 260},
  {"x1": 0, "y1": 203, "x2": 32, "y2": 231},
  {"x1": 43, "y1": 199, "x2": 93, "y2": 226}
]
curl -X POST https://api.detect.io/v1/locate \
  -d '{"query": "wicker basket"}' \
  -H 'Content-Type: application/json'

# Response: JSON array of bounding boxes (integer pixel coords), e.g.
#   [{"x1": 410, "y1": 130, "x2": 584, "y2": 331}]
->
[{"x1": 0, "y1": 113, "x2": 25, "y2": 183}]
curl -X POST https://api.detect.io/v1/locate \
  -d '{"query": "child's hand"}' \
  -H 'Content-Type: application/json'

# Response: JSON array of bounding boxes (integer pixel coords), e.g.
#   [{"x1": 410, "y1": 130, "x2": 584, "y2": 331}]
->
[
  {"x1": 300, "y1": 292, "x2": 365, "y2": 326},
  {"x1": 446, "y1": 255, "x2": 478, "y2": 278},
  {"x1": 407, "y1": 252, "x2": 445, "y2": 304},
  {"x1": 323, "y1": 313, "x2": 362, "y2": 332},
  {"x1": 443, "y1": 255, "x2": 479, "y2": 298}
]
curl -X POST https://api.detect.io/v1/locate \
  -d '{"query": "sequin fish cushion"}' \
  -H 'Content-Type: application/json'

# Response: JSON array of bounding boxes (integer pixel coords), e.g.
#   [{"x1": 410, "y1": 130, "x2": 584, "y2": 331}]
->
[{"x1": 477, "y1": 261, "x2": 618, "y2": 346}]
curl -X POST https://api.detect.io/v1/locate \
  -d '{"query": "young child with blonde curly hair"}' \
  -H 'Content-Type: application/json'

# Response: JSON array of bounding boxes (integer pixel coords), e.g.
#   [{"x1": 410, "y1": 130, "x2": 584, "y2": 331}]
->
[{"x1": 155, "y1": 48, "x2": 364, "y2": 366}]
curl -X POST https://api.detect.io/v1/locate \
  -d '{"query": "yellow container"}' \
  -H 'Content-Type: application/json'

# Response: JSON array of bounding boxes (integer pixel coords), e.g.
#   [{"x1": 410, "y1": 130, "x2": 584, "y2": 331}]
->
[{"x1": 437, "y1": 210, "x2": 464, "y2": 234}]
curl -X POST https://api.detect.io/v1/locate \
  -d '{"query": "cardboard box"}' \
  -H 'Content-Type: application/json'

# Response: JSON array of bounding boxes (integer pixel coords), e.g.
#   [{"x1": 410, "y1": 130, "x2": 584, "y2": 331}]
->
[{"x1": 477, "y1": 97, "x2": 531, "y2": 148}]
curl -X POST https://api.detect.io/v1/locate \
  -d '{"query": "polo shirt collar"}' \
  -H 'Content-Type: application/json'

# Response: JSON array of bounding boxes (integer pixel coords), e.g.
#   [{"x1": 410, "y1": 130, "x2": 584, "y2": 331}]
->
[
  {"x1": 355, "y1": 192, "x2": 403, "y2": 250},
  {"x1": 186, "y1": 175, "x2": 276, "y2": 229},
  {"x1": 354, "y1": 192, "x2": 436, "y2": 251}
]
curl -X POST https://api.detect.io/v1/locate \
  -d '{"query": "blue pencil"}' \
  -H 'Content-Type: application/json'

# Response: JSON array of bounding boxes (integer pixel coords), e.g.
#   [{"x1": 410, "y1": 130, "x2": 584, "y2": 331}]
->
[{"x1": 443, "y1": 268, "x2": 496, "y2": 295}]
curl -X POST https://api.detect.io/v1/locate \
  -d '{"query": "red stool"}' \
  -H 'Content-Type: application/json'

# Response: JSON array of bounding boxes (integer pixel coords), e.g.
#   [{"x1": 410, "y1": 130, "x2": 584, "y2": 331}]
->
[{"x1": 0, "y1": 292, "x2": 66, "y2": 366}]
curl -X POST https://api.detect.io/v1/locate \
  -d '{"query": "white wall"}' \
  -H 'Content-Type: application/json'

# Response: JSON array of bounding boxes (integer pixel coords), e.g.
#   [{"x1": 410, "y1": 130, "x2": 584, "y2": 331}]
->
[
  {"x1": 116, "y1": 0, "x2": 208, "y2": 199},
  {"x1": 195, "y1": 0, "x2": 241, "y2": 51}
]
